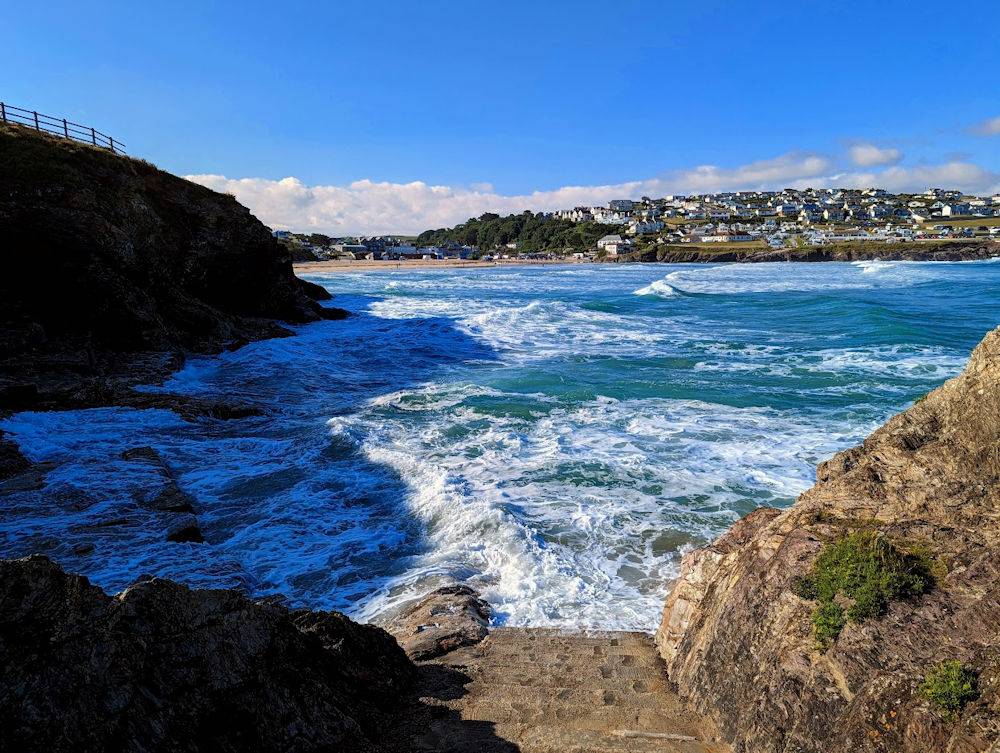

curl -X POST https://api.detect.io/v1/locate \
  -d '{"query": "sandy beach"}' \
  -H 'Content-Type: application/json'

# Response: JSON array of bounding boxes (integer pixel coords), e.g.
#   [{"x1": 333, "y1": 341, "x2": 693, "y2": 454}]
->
[{"x1": 293, "y1": 258, "x2": 584, "y2": 273}]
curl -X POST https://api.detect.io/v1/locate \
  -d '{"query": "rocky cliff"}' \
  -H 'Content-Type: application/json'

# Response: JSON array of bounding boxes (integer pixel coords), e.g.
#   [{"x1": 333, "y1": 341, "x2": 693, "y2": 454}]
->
[
  {"x1": 616, "y1": 239, "x2": 998, "y2": 264},
  {"x1": 0, "y1": 124, "x2": 341, "y2": 416},
  {"x1": 656, "y1": 327, "x2": 1000, "y2": 752}
]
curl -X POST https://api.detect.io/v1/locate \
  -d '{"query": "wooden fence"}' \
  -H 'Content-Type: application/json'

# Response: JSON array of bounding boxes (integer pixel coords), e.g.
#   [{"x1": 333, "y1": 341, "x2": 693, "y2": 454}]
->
[{"x1": 0, "y1": 102, "x2": 125, "y2": 154}]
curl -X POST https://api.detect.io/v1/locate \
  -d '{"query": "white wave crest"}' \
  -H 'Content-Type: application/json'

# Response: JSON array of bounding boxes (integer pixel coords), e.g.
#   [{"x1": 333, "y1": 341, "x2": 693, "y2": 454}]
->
[{"x1": 633, "y1": 279, "x2": 680, "y2": 297}]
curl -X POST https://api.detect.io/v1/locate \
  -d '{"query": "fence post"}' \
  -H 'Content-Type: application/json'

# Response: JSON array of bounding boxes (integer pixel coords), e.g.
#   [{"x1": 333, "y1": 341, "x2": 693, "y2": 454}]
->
[
  {"x1": 1, "y1": 103, "x2": 5, "y2": 123},
  {"x1": 34, "y1": 111, "x2": 40, "y2": 131},
  {"x1": 91, "y1": 127, "x2": 97, "y2": 146},
  {"x1": 109, "y1": 138, "x2": 115, "y2": 154},
  {"x1": 63, "y1": 118, "x2": 69, "y2": 138}
]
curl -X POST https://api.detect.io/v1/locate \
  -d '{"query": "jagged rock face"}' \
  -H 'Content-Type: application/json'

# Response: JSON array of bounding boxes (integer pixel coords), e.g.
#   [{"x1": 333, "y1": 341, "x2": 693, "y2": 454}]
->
[
  {"x1": 0, "y1": 556, "x2": 414, "y2": 753},
  {"x1": 656, "y1": 327, "x2": 1000, "y2": 752},
  {"x1": 0, "y1": 125, "x2": 333, "y2": 411}
]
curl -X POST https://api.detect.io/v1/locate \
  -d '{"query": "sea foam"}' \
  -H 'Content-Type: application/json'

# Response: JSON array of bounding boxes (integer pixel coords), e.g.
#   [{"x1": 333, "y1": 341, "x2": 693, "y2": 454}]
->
[{"x1": 2, "y1": 261, "x2": 996, "y2": 631}]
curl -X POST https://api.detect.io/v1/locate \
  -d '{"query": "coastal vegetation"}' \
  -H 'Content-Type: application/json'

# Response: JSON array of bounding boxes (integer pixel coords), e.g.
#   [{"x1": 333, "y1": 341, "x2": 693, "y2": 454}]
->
[
  {"x1": 416, "y1": 211, "x2": 609, "y2": 254},
  {"x1": 919, "y1": 661, "x2": 979, "y2": 718},
  {"x1": 791, "y1": 530, "x2": 934, "y2": 646}
]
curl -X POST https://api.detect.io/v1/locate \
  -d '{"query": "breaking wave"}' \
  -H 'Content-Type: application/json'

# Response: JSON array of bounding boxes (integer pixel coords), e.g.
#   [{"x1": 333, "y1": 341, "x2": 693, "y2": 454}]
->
[{"x1": 2, "y1": 261, "x2": 997, "y2": 630}]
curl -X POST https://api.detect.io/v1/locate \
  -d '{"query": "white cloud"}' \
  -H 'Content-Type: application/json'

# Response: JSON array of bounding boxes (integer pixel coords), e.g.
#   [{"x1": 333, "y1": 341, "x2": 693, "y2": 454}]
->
[
  {"x1": 848, "y1": 142, "x2": 902, "y2": 167},
  {"x1": 972, "y1": 115, "x2": 1000, "y2": 136},
  {"x1": 794, "y1": 162, "x2": 1000, "y2": 195},
  {"x1": 186, "y1": 152, "x2": 832, "y2": 235},
  {"x1": 186, "y1": 151, "x2": 1000, "y2": 236}
]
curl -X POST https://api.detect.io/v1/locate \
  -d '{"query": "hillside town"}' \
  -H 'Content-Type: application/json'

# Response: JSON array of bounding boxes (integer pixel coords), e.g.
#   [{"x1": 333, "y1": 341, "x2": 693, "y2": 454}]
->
[{"x1": 279, "y1": 186, "x2": 1000, "y2": 261}]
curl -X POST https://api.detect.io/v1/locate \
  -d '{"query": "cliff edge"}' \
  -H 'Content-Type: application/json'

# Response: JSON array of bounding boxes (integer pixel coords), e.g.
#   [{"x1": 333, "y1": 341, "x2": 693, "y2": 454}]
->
[
  {"x1": 656, "y1": 327, "x2": 1000, "y2": 751},
  {"x1": 0, "y1": 124, "x2": 338, "y2": 415}
]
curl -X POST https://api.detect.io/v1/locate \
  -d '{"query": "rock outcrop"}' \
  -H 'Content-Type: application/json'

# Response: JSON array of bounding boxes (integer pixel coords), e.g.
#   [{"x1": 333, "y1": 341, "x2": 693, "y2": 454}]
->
[
  {"x1": 616, "y1": 239, "x2": 998, "y2": 264},
  {"x1": 0, "y1": 124, "x2": 343, "y2": 414},
  {"x1": 382, "y1": 584, "x2": 492, "y2": 660},
  {"x1": 656, "y1": 327, "x2": 1000, "y2": 752},
  {"x1": 0, "y1": 555, "x2": 415, "y2": 753}
]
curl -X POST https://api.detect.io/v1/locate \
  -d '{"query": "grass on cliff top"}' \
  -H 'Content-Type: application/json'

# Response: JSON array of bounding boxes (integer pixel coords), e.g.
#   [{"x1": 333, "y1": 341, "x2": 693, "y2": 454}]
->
[
  {"x1": 920, "y1": 661, "x2": 979, "y2": 718},
  {"x1": 792, "y1": 530, "x2": 934, "y2": 647}
]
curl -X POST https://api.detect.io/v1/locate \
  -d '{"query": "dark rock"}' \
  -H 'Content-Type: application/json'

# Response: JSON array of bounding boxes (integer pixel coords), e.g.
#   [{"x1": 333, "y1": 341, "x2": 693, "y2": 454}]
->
[
  {"x1": 319, "y1": 306, "x2": 351, "y2": 320},
  {"x1": 205, "y1": 402, "x2": 264, "y2": 420},
  {"x1": 298, "y1": 277, "x2": 333, "y2": 301},
  {"x1": 383, "y1": 585, "x2": 491, "y2": 660},
  {"x1": 0, "y1": 124, "x2": 345, "y2": 414},
  {"x1": 150, "y1": 485, "x2": 195, "y2": 513},
  {"x1": 616, "y1": 239, "x2": 999, "y2": 265},
  {"x1": 121, "y1": 446, "x2": 160, "y2": 463},
  {"x1": 166, "y1": 514, "x2": 204, "y2": 543},
  {"x1": 0, "y1": 556, "x2": 414, "y2": 753},
  {"x1": 0, "y1": 430, "x2": 31, "y2": 480}
]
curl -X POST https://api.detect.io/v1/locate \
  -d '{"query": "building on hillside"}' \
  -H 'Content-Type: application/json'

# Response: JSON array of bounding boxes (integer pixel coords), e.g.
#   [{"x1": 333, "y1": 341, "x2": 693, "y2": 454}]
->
[
  {"x1": 592, "y1": 209, "x2": 630, "y2": 224},
  {"x1": 941, "y1": 203, "x2": 972, "y2": 216},
  {"x1": 331, "y1": 243, "x2": 368, "y2": 260},
  {"x1": 626, "y1": 220, "x2": 665, "y2": 235},
  {"x1": 608, "y1": 199, "x2": 635, "y2": 211},
  {"x1": 702, "y1": 231, "x2": 753, "y2": 243}
]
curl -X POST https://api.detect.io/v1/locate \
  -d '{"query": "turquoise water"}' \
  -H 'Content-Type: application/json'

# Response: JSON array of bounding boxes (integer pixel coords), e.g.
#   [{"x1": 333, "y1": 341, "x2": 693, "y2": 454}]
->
[{"x1": 2, "y1": 260, "x2": 998, "y2": 629}]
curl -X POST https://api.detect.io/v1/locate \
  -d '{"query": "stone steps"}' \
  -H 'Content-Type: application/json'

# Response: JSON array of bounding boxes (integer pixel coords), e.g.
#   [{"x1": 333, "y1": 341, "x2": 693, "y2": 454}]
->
[
  {"x1": 505, "y1": 724, "x2": 729, "y2": 753},
  {"x1": 391, "y1": 627, "x2": 728, "y2": 753}
]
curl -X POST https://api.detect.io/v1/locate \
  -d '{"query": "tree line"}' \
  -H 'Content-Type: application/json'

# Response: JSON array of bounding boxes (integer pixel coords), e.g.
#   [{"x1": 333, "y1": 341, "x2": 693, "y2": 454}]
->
[{"x1": 417, "y1": 211, "x2": 609, "y2": 254}]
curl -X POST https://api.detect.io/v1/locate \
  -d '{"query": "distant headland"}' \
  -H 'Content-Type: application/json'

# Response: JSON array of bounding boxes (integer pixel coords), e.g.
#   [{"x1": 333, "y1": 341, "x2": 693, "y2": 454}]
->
[{"x1": 277, "y1": 188, "x2": 1000, "y2": 265}]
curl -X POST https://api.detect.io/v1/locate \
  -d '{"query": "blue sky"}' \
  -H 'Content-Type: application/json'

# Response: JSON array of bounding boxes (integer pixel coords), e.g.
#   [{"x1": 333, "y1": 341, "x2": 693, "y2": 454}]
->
[{"x1": 4, "y1": 1, "x2": 999, "y2": 234}]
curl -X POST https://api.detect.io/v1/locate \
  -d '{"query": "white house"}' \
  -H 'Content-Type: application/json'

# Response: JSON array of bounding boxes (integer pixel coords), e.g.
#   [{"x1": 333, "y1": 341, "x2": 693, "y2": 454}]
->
[
  {"x1": 626, "y1": 220, "x2": 665, "y2": 235},
  {"x1": 941, "y1": 203, "x2": 972, "y2": 216}
]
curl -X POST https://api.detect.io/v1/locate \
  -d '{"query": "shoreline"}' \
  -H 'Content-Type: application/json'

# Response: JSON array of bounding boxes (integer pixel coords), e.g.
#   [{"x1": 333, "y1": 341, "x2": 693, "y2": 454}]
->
[
  {"x1": 294, "y1": 258, "x2": 583, "y2": 273},
  {"x1": 294, "y1": 240, "x2": 999, "y2": 273}
]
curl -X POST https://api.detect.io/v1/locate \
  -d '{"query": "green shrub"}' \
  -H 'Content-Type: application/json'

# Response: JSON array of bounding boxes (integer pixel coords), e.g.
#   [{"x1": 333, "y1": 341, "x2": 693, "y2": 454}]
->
[
  {"x1": 793, "y1": 530, "x2": 933, "y2": 646},
  {"x1": 920, "y1": 661, "x2": 978, "y2": 717}
]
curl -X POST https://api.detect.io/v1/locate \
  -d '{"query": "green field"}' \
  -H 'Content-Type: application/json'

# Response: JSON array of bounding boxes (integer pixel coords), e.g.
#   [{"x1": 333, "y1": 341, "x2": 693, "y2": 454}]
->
[{"x1": 927, "y1": 216, "x2": 1000, "y2": 228}]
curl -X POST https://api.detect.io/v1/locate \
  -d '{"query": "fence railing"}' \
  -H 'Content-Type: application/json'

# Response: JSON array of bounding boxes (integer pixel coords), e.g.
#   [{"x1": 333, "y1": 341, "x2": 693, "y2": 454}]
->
[{"x1": 0, "y1": 102, "x2": 125, "y2": 154}]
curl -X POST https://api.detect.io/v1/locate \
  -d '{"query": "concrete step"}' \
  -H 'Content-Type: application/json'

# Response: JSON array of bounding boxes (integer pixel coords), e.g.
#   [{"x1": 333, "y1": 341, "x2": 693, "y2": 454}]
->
[
  {"x1": 461, "y1": 684, "x2": 667, "y2": 710},
  {"x1": 471, "y1": 663, "x2": 666, "y2": 680},
  {"x1": 460, "y1": 673, "x2": 670, "y2": 693},
  {"x1": 392, "y1": 627, "x2": 730, "y2": 753},
  {"x1": 496, "y1": 724, "x2": 726, "y2": 753},
  {"x1": 476, "y1": 650, "x2": 660, "y2": 667}
]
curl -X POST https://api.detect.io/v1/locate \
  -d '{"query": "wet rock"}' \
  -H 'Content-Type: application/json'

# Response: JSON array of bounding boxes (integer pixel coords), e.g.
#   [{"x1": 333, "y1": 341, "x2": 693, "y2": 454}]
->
[
  {"x1": 120, "y1": 447, "x2": 204, "y2": 542},
  {"x1": 149, "y1": 485, "x2": 195, "y2": 513},
  {"x1": 0, "y1": 431, "x2": 31, "y2": 480},
  {"x1": 383, "y1": 585, "x2": 491, "y2": 660},
  {"x1": 121, "y1": 446, "x2": 160, "y2": 463},
  {"x1": 657, "y1": 326, "x2": 1000, "y2": 753},
  {"x1": 166, "y1": 514, "x2": 204, "y2": 543},
  {"x1": 0, "y1": 556, "x2": 414, "y2": 753},
  {"x1": 0, "y1": 461, "x2": 55, "y2": 495},
  {"x1": 319, "y1": 306, "x2": 351, "y2": 320},
  {"x1": 298, "y1": 277, "x2": 333, "y2": 301}
]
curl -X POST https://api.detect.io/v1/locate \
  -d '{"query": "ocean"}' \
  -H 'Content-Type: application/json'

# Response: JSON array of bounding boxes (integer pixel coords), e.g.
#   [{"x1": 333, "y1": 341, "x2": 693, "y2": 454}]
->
[{"x1": 2, "y1": 260, "x2": 998, "y2": 630}]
